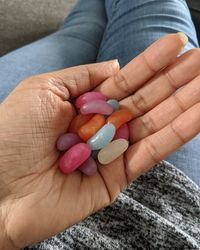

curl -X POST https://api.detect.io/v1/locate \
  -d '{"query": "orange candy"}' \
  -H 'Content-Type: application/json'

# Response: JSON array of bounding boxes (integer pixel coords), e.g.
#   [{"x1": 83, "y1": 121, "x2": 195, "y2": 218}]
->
[
  {"x1": 106, "y1": 109, "x2": 133, "y2": 129},
  {"x1": 69, "y1": 114, "x2": 93, "y2": 133},
  {"x1": 78, "y1": 114, "x2": 106, "y2": 141}
]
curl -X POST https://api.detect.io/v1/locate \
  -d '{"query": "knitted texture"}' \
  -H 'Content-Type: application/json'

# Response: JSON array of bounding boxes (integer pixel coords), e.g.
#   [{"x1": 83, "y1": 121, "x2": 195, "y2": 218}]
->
[{"x1": 25, "y1": 161, "x2": 200, "y2": 250}]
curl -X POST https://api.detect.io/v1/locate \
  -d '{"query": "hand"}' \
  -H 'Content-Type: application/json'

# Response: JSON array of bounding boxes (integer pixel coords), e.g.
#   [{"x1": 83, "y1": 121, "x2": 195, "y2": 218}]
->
[
  {"x1": 0, "y1": 59, "x2": 119, "y2": 249},
  {"x1": 0, "y1": 33, "x2": 200, "y2": 249}
]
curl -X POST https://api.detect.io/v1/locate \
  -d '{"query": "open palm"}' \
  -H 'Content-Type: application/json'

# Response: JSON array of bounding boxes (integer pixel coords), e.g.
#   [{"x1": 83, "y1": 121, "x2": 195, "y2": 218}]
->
[{"x1": 0, "y1": 33, "x2": 200, "y2": 249}]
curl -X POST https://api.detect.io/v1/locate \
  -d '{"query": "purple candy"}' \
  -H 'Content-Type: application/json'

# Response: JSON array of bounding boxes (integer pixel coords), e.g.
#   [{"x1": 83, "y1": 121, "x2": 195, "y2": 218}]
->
[
  {"x1": 75, "y1": 91, "x2": 107, "y2": 109},
  {"x1": 113, "y1": 124, "x2": 129, "y2": 141},
  {"x1": 57, "y1": 133, "x2": 82, "y2": 151},
  {"x1": 80, "y1": 100, "x2": 113, "y2": 115},
  {"x1": 79, "y1": 157, "x2": 98, "y2": 176}
]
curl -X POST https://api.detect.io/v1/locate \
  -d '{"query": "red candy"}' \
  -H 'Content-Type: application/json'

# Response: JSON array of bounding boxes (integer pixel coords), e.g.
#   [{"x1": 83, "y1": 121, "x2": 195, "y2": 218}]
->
[
  {"x1": 59, "y1": 143, "x2": 91, "y2": 174},
  {"x1": 113, "y1": 124, "x2": 129, "y2": 141},
  {"x1": 57, "y1": 91, "x2": 132, "y2": 176}
]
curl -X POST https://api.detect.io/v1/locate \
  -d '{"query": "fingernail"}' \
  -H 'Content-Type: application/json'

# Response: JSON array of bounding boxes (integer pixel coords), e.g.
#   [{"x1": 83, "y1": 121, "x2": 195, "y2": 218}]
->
[
  {"x1": 177, "y1": 32, "x2": 188, "y2": 46},
  {"x1": 107, "y1": 59, "x2": 120, "y2": 69}
]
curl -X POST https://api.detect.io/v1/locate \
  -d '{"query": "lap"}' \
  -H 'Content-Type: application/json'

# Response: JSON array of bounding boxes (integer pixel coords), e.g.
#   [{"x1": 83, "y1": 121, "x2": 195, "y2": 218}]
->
[{"x1": 97, "y1": 0, "x2": 200, "y2": 186}]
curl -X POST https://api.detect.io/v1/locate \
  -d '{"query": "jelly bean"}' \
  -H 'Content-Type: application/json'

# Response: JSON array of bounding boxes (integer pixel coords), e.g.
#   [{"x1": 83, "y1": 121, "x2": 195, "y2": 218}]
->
[
  {"x1": 59, "y1": 143, "x2": 91, "y2": 174},
  {"x1": 106, "y1": 109, "x2": 133, "y2": 129},
  {"x1": 87, "y1": 124, "x2": 116, "y2": 150},
  {"x1": 78, "y1": 114, "x2": 105, "y2": 141},
  {"x1": 75, "y1": 91, "x2": 107, "y2": 108},
  {"x1": 57, "y1": 133, "x2": 82, "y2": 151},
  {"x1": 79, "y1": 157, "x2": 97, "y2": 176},
  {"x1": 91, "y1": 150, "x2": 100, "y2": 160},
  {"x1": 107, "y1": 99, "x2": 120, "y2": 112},
  {"x1": 68, "y1": 114, "x2": 93, "y2": 133},
  {"x1": 113, "y1": 124, "x2": 129, "y2": 141},
  {"x1": 80, "y1": 100, "x2": 113, "y2": 115},
  {"x1": 98, "y1": 139, "x2": 129, "y2": 165}
]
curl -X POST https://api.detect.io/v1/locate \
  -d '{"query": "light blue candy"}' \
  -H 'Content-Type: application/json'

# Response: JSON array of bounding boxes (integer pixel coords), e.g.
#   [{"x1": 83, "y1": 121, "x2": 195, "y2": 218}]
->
[
  {"x1": 87, "y1": 124, "x2": 116, "y2": 150},
  {"x1": 107, "y1": 99, "x2": 120, "y2": 112}
]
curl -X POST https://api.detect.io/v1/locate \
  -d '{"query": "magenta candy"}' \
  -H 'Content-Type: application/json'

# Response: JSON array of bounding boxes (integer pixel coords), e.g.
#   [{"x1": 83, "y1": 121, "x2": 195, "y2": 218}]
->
[
  {"x1": 80, "y1": 100, "x2": 113, "y2": 115},
  {"x1": 75, "y1": 91, "x2": 107, "y2": 109},
  {"x1": 59, "y1": 143, "x2": 91, "y2": 174},
  {"x1": 79, "y1": 157, "x2": 98, "y2": 176},
  {"x1": 57, "y1": 133, "x2": 82, "y2": 151},
  {"x1": 113, "y1": 124, "x2": 129, "y2": 141}
]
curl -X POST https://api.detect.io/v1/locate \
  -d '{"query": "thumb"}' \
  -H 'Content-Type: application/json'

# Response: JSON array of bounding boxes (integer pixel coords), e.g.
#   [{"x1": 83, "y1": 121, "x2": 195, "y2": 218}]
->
[{"x1": 41, "y1": 60, "x2": 120, "y2": 99}]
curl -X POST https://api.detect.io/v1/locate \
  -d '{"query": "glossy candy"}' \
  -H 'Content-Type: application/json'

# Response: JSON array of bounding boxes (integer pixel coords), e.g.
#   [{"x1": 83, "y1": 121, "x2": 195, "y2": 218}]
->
[
  {"x1": 58, "y1": 91, "x2": 131, "y2": 176},
  {"x1": 98, "y1": 139, "x2": 129, "y2": 165},
  {"x1": 107, "y1": 99, "x2": 120, "y2": 112},
  {"x1": 68, "y1": 114, "x2": 93, "y2": 133},
  {"x1": 87, "y1": 124, "x2": 116, "y2": 150},
  {"x1": 80, "y1": 100, "x2": 113, "y2": 115},
  {"x1": 79, "y1": 157, "x2": 97, "y2": 176},
  {"x1": 57, "y1": 133, "x2": 82, "y2": 151},
  {"x1": 78, "y1": 114, "x2": 105, "y2": 141},
  {"x1": 75, "y1": 91, "x2": 107, "y2": 108},
  {"x1": 113, "y1": 124, "x2": 129, "y2": 141},
  {"x1": 106, "y1": 109, "x2": 133, "y2": 129},
  {"x1": 59, "y1": 143, "x2": 91, "y2": 174}
]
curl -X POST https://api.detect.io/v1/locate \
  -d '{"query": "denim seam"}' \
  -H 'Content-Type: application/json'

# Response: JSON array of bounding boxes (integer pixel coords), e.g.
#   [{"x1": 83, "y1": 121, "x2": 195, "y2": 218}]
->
[
  {"x1": 100, "y1": 1, "x2": 120, "y2": 54},
  {"x1": 55, "y1": 31, "x2": 100, "y2": 49},
  {"x1": 108, "y1": 1, "x2": 120, "y2": 30}
]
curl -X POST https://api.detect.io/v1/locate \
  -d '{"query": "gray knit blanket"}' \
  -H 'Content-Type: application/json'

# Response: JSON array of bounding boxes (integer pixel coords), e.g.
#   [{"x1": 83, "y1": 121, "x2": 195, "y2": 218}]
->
[{"x1": 25, "y1": 161, "x2": 200, "y2": 250}]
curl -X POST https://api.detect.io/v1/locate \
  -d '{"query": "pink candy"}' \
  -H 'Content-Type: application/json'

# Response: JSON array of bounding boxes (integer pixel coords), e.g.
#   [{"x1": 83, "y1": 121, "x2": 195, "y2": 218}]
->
[
  {"x1": 59, "y1": 143, "x2": 91, "y2": 174},
  {"x1": 57, "y1": 133, "x2": 82, "y2": 151},
  {"x1": 57, "y1": 91, "x2": 130, "y2": 176},
  {"x1": 75, "y1": 91, "x2": 107, "y2": 108},
  {"x1": 80, "y1": 100, "x2": 113, "y2": 115},
  {"x1": 113, "y1": 124, "x2": 129, "y2": 141}
]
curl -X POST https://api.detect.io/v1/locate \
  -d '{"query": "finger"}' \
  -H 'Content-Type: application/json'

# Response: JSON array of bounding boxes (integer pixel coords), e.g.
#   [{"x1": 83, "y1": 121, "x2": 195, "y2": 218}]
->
[
  {"x1": 40, "y1": 60, "x2": 120, "y2": 99},
  {"x1": 120, "y1": 49, "x2": 200, "y2": 117},
  {"x1": 95, "y1": 33, "x2": 188, "y2": 100},
  {"x1": 129, "y1": 74, "x2": 200, "y2": 142},
  {"x1": 125, "y1": 103, "x2": 200, "y2": 181}
]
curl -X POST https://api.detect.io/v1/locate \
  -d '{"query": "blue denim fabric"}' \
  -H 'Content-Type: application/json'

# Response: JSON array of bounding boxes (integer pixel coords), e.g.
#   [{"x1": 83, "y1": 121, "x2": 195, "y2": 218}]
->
[
  {"x1": 0, "y1": 0, "x2": 199, "y2": 185},
  {"x1": 97, "y1": 0, "x2": 198, "y2": 65}
]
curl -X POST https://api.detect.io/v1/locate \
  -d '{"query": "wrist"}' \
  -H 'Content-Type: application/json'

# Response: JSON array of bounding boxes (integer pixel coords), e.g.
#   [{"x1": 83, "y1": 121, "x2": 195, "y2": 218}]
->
[{"x1": 0, "y1": 214, "x2": 18, "y2": 250}]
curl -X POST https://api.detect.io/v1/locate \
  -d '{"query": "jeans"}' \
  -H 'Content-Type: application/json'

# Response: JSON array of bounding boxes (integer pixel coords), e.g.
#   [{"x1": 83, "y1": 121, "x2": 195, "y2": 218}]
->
[{"x1": 0, "y1": 0, "x2": 199, "y2": 186}]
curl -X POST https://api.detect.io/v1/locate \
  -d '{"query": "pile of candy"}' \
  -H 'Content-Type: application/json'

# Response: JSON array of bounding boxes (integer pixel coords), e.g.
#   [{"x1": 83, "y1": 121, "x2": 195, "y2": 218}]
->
[{"x1": 57, "y1": 91, "x2": 133, "y2": 176}]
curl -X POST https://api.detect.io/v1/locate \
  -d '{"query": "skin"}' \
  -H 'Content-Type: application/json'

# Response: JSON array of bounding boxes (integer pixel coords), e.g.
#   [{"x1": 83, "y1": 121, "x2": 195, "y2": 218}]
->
[{"x1": 0, "y1": 33, "x2": 200, "y2": 249}]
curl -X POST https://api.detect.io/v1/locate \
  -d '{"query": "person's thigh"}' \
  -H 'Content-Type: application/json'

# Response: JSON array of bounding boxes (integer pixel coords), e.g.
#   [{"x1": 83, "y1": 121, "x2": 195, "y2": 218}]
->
[
  {"x1": 98, "y1": 0, "x2": 198, "y2": 65},
  {"x1": 97, "y1": 0, "x2": 200, "y2": 186},
  {"x1": 0, "y1": 0, "x2": 106, "y2": 101}
]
